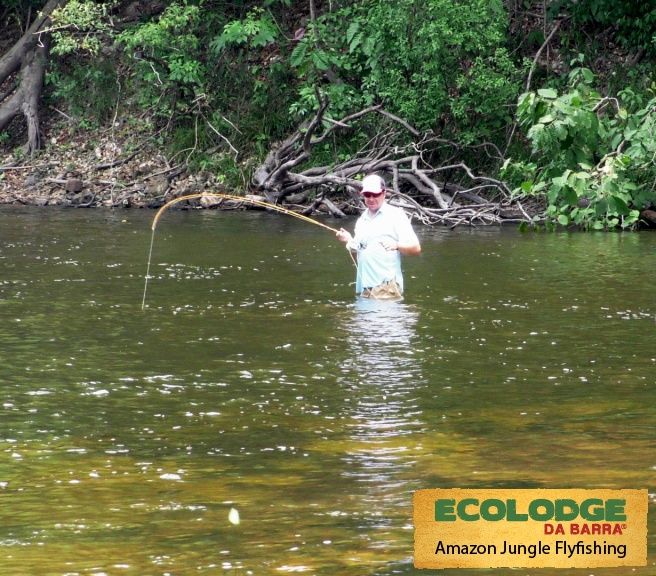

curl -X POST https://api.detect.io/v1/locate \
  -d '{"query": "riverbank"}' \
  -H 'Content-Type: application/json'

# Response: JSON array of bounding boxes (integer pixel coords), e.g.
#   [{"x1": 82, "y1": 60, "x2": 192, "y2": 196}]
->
[
  {"x1": 0, "y1": 113, "x2": 542, "y2": 226},
  {"x1": 0, "y1": 119, "x2": 228, "y2": 209}
]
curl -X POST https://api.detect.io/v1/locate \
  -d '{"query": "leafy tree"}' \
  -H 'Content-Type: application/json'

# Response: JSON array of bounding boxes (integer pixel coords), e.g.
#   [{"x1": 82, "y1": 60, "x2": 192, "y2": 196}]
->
[
  {"x1": 206, "y1": 2, "x2": 298, "y2": 160},
  {"x1": 288, "y1": 0, "x2": 523, "y2": 144},
  {"x1": 506, "y1": 65, "x2": 656, "y2": 230},
  {"x1": 210, "y1": 6, "x2": 277, "y2": 53},
  {"x1": 117, "y1": 2, "x2": 205, "y2": 116},
  {"x1": 49, "y1": 0, "x2": 115, "y2": 56}
]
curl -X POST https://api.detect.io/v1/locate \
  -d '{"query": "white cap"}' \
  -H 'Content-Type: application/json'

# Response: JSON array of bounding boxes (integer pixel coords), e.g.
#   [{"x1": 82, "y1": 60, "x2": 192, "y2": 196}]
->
[{"x1": 361, "y1": 174, "x2": 385, "y2": 194}]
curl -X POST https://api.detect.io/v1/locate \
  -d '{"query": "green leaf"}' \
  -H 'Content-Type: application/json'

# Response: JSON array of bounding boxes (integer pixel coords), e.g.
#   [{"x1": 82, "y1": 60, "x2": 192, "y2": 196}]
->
[
  {"x1": 311, "y1": 50, "x2": 331, "y2": 70},
  {"x1": 349, "y1": 33, "x2": 362, "y2": 53},
  {"x1": 290, "y1": 42, "x2": 307, "y2": 67},
  {"x1": 551, "y1": 174, "x2": 565, "y2": 189},
  {"x1": 346, "y1": 22, "x2": 359, "y2": 44},
  {"x1": 595, "y1": 199, "x2": 608, "y2": 215},
  {"x1": 251, "y1": 29, "x2": 275, "y2": 47},
  {"x1": 538, "y1": 88, "x2": 558, "y2": 99},
  {"x1": 362, "y1": 36, "x2": 376, "y2": 57},
  {"x1": 581, "y1": 68, "x2": 594, "y2": 83},
  {"x1": 520, "y1": 181, "x2": 533, "y2": 193},
  {"x1": 554, "y1": 123, "x2": 568, "y2": 140},
  {"x1": 557, "y1": 214, "x2": 569, "y2": 226},
  {"x1": 563, "y1": 186, "x2": 578, "y2": 206},
  {"x1": 609, "y1": 195, "x2": 630, "y2": 215},
  {"x1": 221, "y1": 21, "x2": 248, "y2": 46}
]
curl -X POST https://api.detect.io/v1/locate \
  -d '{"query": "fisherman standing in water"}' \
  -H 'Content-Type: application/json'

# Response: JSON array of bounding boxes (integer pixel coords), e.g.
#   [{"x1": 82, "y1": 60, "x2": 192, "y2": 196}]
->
[{"x1": 336, "y1": 174, "x2": 421, "y2": 299}]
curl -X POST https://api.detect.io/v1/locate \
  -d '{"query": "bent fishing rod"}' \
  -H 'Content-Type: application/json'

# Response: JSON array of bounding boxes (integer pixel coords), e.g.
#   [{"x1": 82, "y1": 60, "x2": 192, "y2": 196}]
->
[{"x1": 141, "y1": 192, "x2": 354, "y2": 310}]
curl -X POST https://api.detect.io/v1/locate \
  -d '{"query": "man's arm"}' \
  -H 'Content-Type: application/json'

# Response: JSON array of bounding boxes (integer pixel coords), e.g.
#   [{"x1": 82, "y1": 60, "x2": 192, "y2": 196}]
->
[
  {"x1": 398, "y1": 242, "x2": 421, "y2": 256},
  {"x1": 380, "y1": 239, "x2": 421, "y2": 255},
  {"x1": 394, "y1": 210, "x2": 421, "y2": 255}
]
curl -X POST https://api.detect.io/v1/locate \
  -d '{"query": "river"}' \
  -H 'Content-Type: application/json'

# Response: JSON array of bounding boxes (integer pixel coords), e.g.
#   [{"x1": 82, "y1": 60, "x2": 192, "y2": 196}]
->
[{"x1": 0, "y1": 206, "x2": 654, "y2": 575}]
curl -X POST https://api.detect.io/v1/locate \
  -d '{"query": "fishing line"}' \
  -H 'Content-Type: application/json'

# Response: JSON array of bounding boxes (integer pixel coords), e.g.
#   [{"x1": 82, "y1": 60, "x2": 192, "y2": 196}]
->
[
  {"x1": 141, "y1": 228, "x2": 156, "y2": 311},
  {"x1": 141, "y1": 192, "x2": 354, "y2": 309}
]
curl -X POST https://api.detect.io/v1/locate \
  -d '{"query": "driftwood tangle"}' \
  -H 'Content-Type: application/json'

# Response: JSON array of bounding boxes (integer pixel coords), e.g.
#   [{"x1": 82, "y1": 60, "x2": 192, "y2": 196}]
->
[{"x1": 251, "y1": 93, "x2": 534, "y2": 227}]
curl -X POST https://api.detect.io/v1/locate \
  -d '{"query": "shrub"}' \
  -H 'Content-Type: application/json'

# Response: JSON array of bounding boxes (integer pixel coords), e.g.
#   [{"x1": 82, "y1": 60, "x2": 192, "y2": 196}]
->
[
  {"x1": 505, "y1": 65, "x2": 656, "y2": 230},
  {"x1": 289, "y1": 0, "x2": 523, "y2": 144}
]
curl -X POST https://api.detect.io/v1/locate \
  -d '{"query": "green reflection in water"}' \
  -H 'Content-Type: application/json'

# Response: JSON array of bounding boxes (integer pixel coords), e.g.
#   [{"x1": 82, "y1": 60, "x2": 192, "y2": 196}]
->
[{"x1": 0, "y1": 207, "x2": 654, "y2": 575}]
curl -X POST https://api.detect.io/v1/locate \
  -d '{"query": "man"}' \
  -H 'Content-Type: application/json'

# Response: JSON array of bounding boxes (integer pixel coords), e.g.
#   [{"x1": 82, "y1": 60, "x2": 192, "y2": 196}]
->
[{"x1": 336, "y1": 174, "x2": 421, "y2": 299}]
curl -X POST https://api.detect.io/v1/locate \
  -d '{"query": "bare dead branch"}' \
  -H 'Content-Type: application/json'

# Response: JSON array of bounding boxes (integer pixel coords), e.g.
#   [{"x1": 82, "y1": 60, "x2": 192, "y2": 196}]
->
[
  {"x1": 94, "y1": 148, "x2": 142, "y2": 170},
  {"x1": 250, "y1": 97, "x2": 533, "y2": 226},
  {"x1": 525, "y1": 19, "x2": 563, "y2": 92},
  {"x1": 375, "y1": 108, "x2": 420, "y2": 137}
]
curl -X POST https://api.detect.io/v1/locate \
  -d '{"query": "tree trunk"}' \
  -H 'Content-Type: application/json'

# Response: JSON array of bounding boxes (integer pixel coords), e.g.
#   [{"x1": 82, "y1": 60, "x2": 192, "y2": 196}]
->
[{"x1": 0, "y1": 0, "x2": 66, "y2": 153}]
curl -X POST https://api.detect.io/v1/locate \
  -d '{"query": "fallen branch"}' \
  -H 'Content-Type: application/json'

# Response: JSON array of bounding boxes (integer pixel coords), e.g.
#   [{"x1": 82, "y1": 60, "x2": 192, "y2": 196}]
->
[
  {"x1": 248, "y1": 97, "x2": 534, "y2": 226},
  {"x1": 94, "y1": 148, "x2": 142, "y2": 170}
]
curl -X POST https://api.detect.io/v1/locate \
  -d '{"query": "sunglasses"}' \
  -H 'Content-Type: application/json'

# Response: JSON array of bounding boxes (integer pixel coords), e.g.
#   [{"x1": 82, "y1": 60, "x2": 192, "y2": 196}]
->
[{"x1": 363, "y1": 191, "x2": 384, "y2": 198}]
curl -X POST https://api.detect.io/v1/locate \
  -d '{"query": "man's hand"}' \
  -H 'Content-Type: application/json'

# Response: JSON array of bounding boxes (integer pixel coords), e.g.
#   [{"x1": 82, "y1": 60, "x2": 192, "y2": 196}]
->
[{"x1": 336, "y1": 228, "x2": 353, "y2": 244}]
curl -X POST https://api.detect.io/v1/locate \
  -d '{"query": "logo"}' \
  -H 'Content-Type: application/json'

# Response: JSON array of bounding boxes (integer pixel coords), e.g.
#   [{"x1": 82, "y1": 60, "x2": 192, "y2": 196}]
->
[{"x1": 413, "y1": 488, "x2": 647, "y2": 568}]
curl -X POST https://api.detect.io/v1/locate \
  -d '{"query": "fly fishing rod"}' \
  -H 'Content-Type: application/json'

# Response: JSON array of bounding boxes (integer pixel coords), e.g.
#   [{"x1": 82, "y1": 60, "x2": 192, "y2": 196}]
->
[{"x1": 141, "y1": 192, "x2": 353, "y2": 310}]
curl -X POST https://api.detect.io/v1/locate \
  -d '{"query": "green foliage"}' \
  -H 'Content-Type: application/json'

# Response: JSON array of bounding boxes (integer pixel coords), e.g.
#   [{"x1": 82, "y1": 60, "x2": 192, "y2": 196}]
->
[
  {"x1": 117, "y1": 2, "x2": 204, "y2": 114},
  {"x1": 288, "y1": 0, "x2": 523, "y2": 143},
  {"x1": 38, "y1": 0, "x2": 525, "y2": 176},
  {"x1": 210, "y1": 7, "x2": 277, "y2": 53},
  {"x1": 505, "y1": 66, "x2": 656, "y2": 230},
  {"x1": 38, "y1": 0, "x2": 656, "y2": 224},
  {"x1": 204, "y1": 7, "x2": 297, "y2": 156},
  {"x1": 552, "y1": 0, "x2": 656, "y2": 55},
  {"x1": 46, "y1": 59, "x2": 118, "y2": 124},
  {"x1": 50, "y1": 0, "x2": 116, "y2": 56}
]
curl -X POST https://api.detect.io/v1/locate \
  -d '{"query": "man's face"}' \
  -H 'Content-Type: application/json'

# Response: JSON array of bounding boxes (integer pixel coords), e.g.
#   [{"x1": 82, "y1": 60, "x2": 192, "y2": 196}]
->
[{"x1": 363, "y1": 190, "x2": 385, "y2": 213}]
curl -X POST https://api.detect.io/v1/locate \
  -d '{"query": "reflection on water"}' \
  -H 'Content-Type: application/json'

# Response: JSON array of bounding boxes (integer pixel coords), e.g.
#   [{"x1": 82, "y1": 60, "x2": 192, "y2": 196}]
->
[
  {"x1": 0, "y1": 208, "x2": 655, "y2": 576},
  {"x1": 339, "y1": 298, "x2": 422, "y2": 460},
  {"x1": 337, "y1": 300, "x2": 423, "y2": 558}
]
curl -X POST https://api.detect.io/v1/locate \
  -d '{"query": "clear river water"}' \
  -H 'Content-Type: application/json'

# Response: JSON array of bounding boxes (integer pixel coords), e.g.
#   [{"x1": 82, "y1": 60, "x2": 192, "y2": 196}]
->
[{"x1": 0, "y1": 206, "x2": 654, "y2": 575}]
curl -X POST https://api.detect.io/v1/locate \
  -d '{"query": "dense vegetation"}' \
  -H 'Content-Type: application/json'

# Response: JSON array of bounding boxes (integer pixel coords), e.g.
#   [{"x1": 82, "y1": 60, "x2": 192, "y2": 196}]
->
[{"x1": 0, "y1": 0, "x2": 655, "y2": 229}]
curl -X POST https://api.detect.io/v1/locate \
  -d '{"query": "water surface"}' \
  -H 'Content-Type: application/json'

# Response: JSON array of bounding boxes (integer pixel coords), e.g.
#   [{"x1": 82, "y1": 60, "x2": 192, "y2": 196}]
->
[{"x1": 0, "y1": 207, "x2": 654, "y2": 575}]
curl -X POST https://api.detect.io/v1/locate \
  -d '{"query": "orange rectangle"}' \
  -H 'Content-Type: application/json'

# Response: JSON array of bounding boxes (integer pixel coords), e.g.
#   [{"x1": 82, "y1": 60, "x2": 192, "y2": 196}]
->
[{"x1": 413, "y1": 488, "x2": 647, "y2": 569}]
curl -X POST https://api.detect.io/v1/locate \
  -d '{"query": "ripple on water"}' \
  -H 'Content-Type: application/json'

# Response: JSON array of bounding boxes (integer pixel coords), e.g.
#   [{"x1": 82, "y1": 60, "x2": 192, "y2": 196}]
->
[{"x1": 2, "y1": 211, "x2": 656, "y2": 575}]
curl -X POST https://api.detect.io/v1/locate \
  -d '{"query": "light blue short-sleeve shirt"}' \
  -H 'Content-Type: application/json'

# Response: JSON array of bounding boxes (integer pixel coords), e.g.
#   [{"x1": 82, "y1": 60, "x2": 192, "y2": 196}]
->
[{"x1": 349, "y1": 203, "x2": 419, "y2": 294}]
